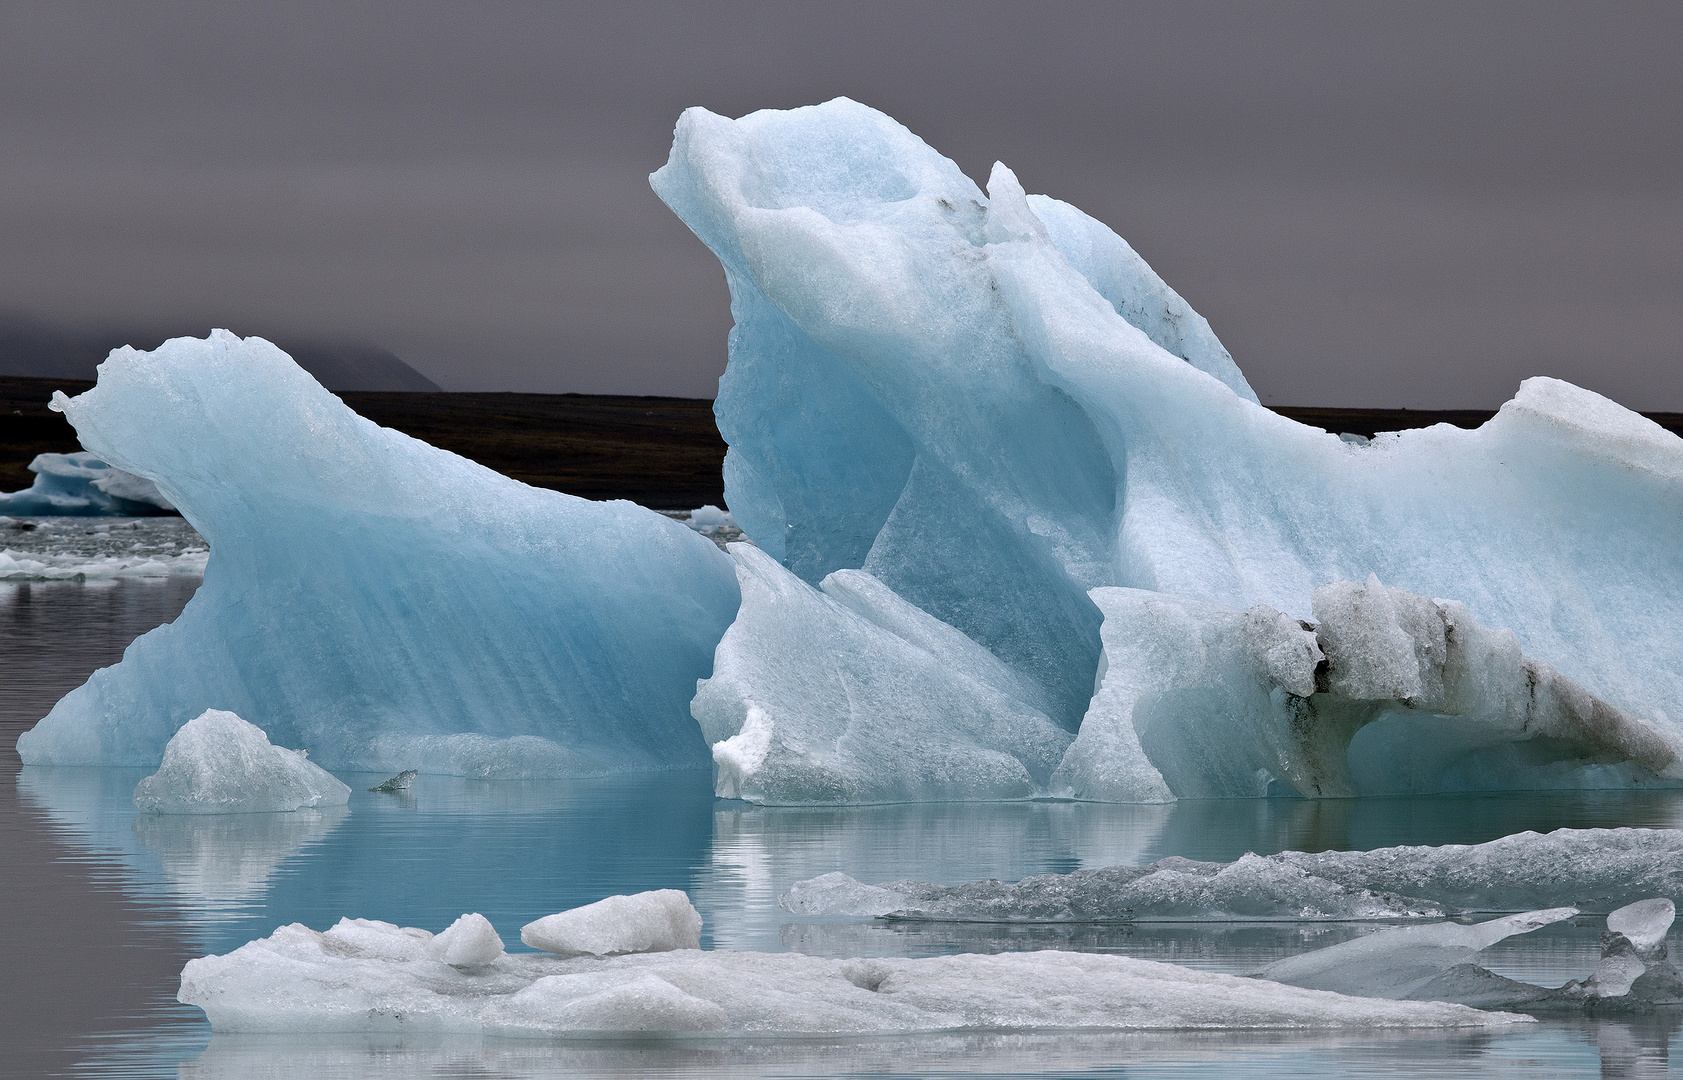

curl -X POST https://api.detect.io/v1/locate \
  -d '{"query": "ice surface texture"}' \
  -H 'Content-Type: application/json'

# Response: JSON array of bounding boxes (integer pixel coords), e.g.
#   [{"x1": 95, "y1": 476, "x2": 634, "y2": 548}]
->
[
  {"x1": 654, "y1": 98, "x2": 1683, "y2": 799},
  {"x1": 521, "y1": 891, "x2": 703, "y2": 957},
  {"x1": 0, "y1": 450, "x2": 175, "y2": 516},
  {"x1": 15, "y1": 332, "x2": 741, "y2": 773},
  {"x1": 178, "y1": 910, "x2": 1519, "y2": 1036},
  {"x1": 132, "y1": 710, "x2": 351, "y2": 814},
  {"x1": 693, "y1": 545, "x2": 1071, "y2": 802},
  {"x1": 781, "y1": 828, "x2": 1683, "y2": 921}
]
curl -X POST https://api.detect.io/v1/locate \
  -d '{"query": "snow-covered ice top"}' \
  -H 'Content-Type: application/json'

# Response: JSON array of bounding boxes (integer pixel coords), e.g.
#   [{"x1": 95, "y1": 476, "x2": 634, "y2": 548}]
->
[
  {"x1": 16, "y1": 331, "x2": 741, "y2": 774},
  {"x1": 780, "y1": 828, "x2": 1683, "y2": 921},
  {"x1": 0, "y1": 450, "x2": 175, "y2": 516},
  {"x1": 520, "y1": 891, "x2": 703, "y2": 957},
  {"x1": 132, "y1": 709, "x2": 351, "y2": 814},
  {"x1": 177, "y1": 907, "x2": 1520, "y2": 1036}
]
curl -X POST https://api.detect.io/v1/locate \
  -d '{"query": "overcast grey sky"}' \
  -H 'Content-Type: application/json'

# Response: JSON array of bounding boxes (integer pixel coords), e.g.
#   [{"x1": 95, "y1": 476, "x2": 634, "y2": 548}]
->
[{"x1": 2, "y1": 2, "x2": 1679, "y2": 406}]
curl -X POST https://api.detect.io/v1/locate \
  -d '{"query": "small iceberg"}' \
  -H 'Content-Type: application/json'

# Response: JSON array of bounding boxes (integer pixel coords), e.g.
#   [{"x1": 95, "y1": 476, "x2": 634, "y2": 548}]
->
[
  {"x1": 176, "y1": 896, "x2": 1521, "y2": 1036},
  {"x1": 0, "y1": 450, "x2": 175, "y2": 516},
  {"x1": 780, "y1": 828, "x2": 1683, "y2": 921},
  {"x1": 520, "y1": 890, "x2": 703, "y2": 957},
  {"x1": 132, "y1": 709, "x2": 351, "y2": 814}
]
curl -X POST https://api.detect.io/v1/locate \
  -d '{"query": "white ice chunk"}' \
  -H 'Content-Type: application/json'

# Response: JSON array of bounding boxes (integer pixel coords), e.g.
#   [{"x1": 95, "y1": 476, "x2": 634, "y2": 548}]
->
[
  {"x1": 1605, "y1": 897, "x2": 1674, "y2": 956},
  {"x1": 686, "y1": 505, "x2": 735, "y2": 531},
  {"x1": 781, "y1": 828, "x2": 1683, "y2": 922},
  {"x1": 1257, "y1": 907, "x2": 1578, "y2": 999},
  {"x1": 132, "y1": 710, "x2": 351, "y2": 814},
  {"x1": 519, "y1": 890, "x2": 703, "y2": 957},
  {"x1": 431, "y1": 913, "x2": 505, "y2": 966},
  {"x1": 692, "y1": 545, "x2": 1072, "y2": 803},
  {"x1": 178, "y1": 917, "x2": 1523, "y2": 1036}
]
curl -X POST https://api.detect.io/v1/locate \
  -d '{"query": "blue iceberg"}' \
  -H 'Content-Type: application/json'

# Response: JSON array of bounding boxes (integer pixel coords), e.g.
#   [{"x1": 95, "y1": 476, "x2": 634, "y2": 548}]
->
[
  {"x1": 653, "y1": 98, "x2": 1683, "y2": 801},
  {"x1": 16, "y1": 331, "x2": 740, "y2": 774},
  {"x1": 0, "y1": 450, "x2": 176, "y2": 515}
]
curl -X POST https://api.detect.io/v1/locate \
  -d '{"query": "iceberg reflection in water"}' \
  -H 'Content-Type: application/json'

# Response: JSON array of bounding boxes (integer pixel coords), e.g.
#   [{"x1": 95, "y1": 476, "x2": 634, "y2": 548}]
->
[{"x1": 13, "y1": 768, "x2": 1683, "y2": 1077}]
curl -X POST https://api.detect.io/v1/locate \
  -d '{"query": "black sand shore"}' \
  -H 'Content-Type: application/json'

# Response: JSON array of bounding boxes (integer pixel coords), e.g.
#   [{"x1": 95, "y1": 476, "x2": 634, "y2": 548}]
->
[{"x1": 5, "y1": 375, "x2": 1681, "y2": 508}]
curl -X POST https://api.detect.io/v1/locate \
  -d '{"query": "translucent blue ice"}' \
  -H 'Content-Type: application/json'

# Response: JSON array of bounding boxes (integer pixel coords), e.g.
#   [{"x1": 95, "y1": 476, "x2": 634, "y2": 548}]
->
[
  {"x1": 653, "y1": 98, "x2": 1683, "y2": 800},
  {"x1": 16, "y1": 332, "x2": 740, "y2": 774},
  {"x1": 0, "y1": 450, "x2": 175, "y2": 515}
]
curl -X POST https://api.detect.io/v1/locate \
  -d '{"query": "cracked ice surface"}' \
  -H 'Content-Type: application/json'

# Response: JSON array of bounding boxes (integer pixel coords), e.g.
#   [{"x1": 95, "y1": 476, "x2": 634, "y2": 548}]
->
[{"x1": 780, "y1": 828, "x2": 1683, "y2": 921}]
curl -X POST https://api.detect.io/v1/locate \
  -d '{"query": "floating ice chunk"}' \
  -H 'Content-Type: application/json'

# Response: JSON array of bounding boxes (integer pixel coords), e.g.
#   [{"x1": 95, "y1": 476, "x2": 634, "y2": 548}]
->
[
  {"x1": 686, "y1": 505, "x2": 735, "y2": 532},
  {"x1": 1056, "y1": 580, "x2": 1680, "y2": 801},
  {"x1": 16, "y1": 332, "x2": 740, "y2": 772},
  {"x1": 178, "y1": 917, "x2": 1522, "y2": 1036},
  {"x1": 1257, "y1": 907, "x2": 1578, "y2": 1000},
  {"x1": 519, "y1": 890, "x2": 703, "y2": 957},
  {"x1": 432, "y1": 913, "x2": 505, "y2": 966},
  {"x1": 132, "y1": 710, "x2": 351, "y2": 814},
  {"x1": 368, "y1": 769, "x2": 416, "y2": 793},
  {"x1": 1605, "y1": 897, "x2": 1673, "y2": 958},
  {"x1": 780, "y1": 872, "x2": 910, "y2": 918},
  {"x1": 781, "y1": 828, "x2": 1683, "y2": 922},
  {"x1": 0, "y1": 450, "x2": 175, "y2": 516},
  {"x1": 692, "y1": 545, "x2": 1072, "y2": 803}
]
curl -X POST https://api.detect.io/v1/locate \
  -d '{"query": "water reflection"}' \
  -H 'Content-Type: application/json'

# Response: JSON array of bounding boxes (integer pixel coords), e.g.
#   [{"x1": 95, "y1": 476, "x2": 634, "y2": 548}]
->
[{"x1": 132, "y1": 806, "x2": 350, "y2": 913}]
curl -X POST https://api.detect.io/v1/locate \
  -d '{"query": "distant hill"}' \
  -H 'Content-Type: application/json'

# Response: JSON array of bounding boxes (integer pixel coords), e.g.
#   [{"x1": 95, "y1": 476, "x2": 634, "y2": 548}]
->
[{"x1": 0, "y1": 316, "x2": 440, "y2": 392}]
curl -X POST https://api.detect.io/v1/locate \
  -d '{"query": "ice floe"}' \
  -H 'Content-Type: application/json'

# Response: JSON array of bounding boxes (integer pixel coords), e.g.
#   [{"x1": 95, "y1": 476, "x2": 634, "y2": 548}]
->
[
  {"x1": 178, "y1": 902, "x2": 1521, "y2": 1036},
  {"x1": 132, "y1": 709, "x2": 351, "y2": 814},
  {"x1": 780, "y1": 828, "x2": 1683, "y2": 921}
]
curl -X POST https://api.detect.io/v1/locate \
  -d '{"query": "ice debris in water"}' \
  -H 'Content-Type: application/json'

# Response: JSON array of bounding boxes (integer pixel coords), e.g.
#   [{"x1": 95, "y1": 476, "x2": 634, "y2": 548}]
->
[
  {"x1": 655, "y1": 98, "x2": 1683, "y2": 800},
  {"x1": 1258, "y1": 897, "x2": 1683, "y2": 1012},
  {"x1": 0, "y1": 450, "x2": 175, "y2": 516},
  {"x1": 780, "y1": 828, "x2": 1683, "y2": 921},
  {"x1": 1258, "y1": 907, "x2": 1578, "y2": 1001},
  {"x1": 177, "y1": 903, "x2": 1521, "y2": 1036},
  {"x1": 368, "y1": 769, "x2": 417, "y2": 793},
  {"x1": 132, "y1": 709, "x2": 351, "y2": 814},
  {"x1": 16, "y1": 331, "x2": 740, "y2": 775},
  {"x1": 693, "y1": 545, "x2": 1072, "y2": 802},
  {"x1": 520, "y1": 890, "x2": 703, "y2": 957}
]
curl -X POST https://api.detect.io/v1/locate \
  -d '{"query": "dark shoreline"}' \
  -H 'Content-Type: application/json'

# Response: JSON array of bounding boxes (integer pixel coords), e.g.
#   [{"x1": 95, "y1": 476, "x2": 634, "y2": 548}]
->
[{"x1": 6, "y1": 375, "x2": 1681, "y2": 508}]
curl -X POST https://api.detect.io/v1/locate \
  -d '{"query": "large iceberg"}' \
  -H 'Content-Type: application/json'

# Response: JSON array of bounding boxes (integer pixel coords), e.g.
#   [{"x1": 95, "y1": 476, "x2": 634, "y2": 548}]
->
[
  {"x1": 653, "y1": 98, "x2": 1683, "y2": 799},
  {"x1": 780, "y1": 828, "x2": 1683, "y2": 921},
  {"x1": 16, "y1": 331, "x2": 741, "y2": 774},
  {"x1": 0, "y1": 450, "x2": 176, "y2": 515},
  {"x1": 178, "y1": 906, "x2": 1520, "y2": 1036}
]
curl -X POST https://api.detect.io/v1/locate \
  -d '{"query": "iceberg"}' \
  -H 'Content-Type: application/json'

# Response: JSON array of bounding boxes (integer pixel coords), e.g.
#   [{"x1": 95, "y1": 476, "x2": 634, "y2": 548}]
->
[
  {"x1": 779, "y1": 828, "x2": 1683, "y2": 921},
  {"x1": 0, "y1": 450, "x2": 176, "y2": 515},
  {"x1": 177, "y1": 907, "x2": 1522, "y2": 1036},
  {"x1": 15, "y1": 331, "x2": 741, "y2": 774},
  {"x1": 654, "y1": 98, "x2": 1683, "y2": 799},
  {"x1": 692, "y1": 545, "x2": 1072, "y2": 802},
  {"x1": 132, "y1": 710, "x2": 351, "y2": 814}
]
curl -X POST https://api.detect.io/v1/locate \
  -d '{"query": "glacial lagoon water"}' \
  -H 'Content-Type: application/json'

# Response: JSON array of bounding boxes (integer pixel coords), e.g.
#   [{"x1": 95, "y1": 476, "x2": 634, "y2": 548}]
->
[{"x1": 4, "y1": 522, "x2": 1683, "y2": 1078}]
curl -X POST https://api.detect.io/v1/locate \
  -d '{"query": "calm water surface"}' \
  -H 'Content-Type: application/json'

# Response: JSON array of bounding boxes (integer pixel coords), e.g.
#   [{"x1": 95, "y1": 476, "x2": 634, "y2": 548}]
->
[{"x1": 4, "y1": 537, "x2": 1681, "y2": 1078}]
